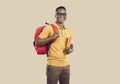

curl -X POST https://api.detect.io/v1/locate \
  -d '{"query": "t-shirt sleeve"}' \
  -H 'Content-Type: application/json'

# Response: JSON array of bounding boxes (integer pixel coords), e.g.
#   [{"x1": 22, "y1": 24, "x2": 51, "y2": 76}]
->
[
  {"x1": 69, "y1": 30, "x2": 72, "y2": 44},
  {"x1": 38, "y1": 25, "x2": 51, "y2": 39},
  {"x1": 68, "y1": 29, "x2": 72, "y2": 38},
  {"x1": 66, "y1": 28, "x2": 73, "y2": 47}
]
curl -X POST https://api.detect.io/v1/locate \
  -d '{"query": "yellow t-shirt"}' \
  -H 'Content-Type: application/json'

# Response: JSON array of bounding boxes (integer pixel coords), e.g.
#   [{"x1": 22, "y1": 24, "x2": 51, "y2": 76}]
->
[{"x1": 39, "y1": 23, "x2": 72, "y2": 66}]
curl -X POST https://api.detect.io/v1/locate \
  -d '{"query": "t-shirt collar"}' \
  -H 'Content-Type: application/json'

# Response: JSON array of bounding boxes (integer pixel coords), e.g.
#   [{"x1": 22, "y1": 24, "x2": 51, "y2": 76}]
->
[{"x1": 53, "y1": 22, "x2": 66, "y2": 29}]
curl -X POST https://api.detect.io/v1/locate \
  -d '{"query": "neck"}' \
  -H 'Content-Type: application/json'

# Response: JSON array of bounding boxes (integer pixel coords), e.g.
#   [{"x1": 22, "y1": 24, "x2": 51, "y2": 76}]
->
[{"x1": 56, "y1": 21, "x2": 64, "y2": 28}]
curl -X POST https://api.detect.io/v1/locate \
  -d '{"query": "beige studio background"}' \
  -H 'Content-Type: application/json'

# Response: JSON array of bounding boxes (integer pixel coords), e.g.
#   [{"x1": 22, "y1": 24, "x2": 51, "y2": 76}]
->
[{"x1": 0, "y1": 0, "x2": 120, "y2": 84}]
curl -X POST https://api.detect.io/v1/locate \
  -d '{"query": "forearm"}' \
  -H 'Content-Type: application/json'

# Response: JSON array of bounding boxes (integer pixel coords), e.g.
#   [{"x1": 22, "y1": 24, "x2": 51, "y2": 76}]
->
[{"x1": 35, "y1": 37, "x2": 53, "y2": 46}]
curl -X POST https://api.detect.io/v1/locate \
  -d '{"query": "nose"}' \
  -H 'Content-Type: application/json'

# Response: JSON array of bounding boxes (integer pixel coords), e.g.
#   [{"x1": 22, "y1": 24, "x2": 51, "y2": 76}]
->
[{"x1": 59, "y1": 15, "x2": 64, "y2": 18}]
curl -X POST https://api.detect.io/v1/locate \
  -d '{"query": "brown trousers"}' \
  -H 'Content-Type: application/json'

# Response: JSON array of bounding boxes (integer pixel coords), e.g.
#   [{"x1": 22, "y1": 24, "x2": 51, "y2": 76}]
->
[{"x1": 46, "y1": 65, "x2": 70, "y2": 84}]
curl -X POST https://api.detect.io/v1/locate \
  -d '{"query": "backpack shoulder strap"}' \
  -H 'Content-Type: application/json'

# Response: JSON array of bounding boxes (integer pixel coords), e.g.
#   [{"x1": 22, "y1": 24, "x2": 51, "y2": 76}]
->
[
  {"x1": 46, "y1": 24, "x2": 58, "y2": 57},
  {"x1": 50, "y1": 24, "x2": 58, "y2": 32}
]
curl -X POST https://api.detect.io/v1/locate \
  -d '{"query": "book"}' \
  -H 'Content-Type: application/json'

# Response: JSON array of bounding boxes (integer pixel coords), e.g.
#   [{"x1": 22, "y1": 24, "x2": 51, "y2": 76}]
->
[{"x1": 66, "y1": 36, "x2": 72, "y2": 48}]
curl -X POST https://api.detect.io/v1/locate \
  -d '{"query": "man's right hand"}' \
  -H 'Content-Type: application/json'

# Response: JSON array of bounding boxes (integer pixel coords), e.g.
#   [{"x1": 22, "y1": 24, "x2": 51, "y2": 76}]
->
[
  {"x1": 51, "y1": 32, "x2": 60, "y2": 39},
  {"x1": 35, "y1": 32, "x2": 59, "y2": 46}
]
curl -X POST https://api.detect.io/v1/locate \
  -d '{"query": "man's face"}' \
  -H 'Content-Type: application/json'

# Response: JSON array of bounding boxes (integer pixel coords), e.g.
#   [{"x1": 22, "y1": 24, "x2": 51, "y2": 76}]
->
[{"x1": 55, "y1": 9, "x2": 67, "y2": 24}]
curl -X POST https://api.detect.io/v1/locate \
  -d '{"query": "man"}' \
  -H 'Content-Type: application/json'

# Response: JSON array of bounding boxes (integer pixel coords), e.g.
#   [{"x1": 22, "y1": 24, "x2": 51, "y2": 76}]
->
[{"x1": 35, "y1": 6, "x2": 73, "y2": 84}]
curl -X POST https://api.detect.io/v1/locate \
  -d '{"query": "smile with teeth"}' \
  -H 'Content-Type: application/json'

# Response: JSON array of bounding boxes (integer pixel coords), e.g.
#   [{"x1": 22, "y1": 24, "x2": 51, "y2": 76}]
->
[{"x1": 59, "y1": 17, "x2": 64, "y2": 20}]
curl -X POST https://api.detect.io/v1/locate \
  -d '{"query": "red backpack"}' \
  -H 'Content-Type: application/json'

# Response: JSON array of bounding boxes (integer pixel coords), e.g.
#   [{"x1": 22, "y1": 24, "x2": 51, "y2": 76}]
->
[{"x1": 33, "y1": 23, "x2": 58, "y2": 55}]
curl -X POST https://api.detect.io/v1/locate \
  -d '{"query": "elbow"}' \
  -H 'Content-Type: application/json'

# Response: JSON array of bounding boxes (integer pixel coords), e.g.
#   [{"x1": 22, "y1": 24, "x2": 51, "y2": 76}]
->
[
  {"x1": 35, "y1": 38, "x2": 44, "y2": 46},
  {"x1": 35, "y1": 38, "x2": 41, "y2": 46},
  {"x1": 35, "y1": 41, "x2": 39, "y2": 46}
]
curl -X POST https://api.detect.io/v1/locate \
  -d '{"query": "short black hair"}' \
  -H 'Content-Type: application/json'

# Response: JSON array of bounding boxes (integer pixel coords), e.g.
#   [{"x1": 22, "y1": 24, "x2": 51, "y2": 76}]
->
[{"x1": 56, "y1": 6, "x2": 66, "y2": 12}]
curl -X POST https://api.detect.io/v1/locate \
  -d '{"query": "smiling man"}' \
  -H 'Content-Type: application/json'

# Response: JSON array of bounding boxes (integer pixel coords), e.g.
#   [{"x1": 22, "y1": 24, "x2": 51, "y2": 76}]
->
[{"x1": 35, "y1": 6, "x2": 73, "y2": 84}]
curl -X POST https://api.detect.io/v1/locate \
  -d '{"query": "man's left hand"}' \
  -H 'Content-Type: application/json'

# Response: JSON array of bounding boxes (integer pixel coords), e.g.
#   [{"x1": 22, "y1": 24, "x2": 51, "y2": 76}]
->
[{"x1": 65, "y1": 44, "x2": 73, "y2": 54}]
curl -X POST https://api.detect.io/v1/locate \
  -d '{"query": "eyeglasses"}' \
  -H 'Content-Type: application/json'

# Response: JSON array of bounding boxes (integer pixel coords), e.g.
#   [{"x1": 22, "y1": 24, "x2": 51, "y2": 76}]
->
[{"x1": 56, "y1": 13, "x2": 67, "y2": 16}]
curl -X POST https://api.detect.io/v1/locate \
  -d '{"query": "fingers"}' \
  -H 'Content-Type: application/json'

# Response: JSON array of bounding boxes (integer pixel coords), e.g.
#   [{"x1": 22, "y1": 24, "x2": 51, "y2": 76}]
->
[
  {"x1": 54, "y1": 32, "x2": 60, "y2": 38},
  {"x1": 65, "y1": 47, "x2": 73, "y2": 54}
]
